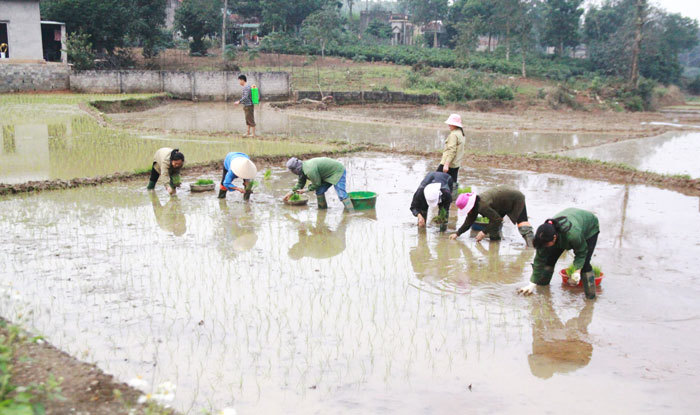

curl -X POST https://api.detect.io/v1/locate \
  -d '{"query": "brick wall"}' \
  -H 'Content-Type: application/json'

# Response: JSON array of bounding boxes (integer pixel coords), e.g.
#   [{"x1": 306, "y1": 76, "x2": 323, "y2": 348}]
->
[{"x1": 0, "y1": 63, "x2": 69, "y2": 93}]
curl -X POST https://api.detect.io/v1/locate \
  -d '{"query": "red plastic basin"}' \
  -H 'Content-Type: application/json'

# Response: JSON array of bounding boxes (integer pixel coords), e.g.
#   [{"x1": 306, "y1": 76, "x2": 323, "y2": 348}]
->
[{"x1": 560, "y1": 269, "x2": 604, "y2": 286}]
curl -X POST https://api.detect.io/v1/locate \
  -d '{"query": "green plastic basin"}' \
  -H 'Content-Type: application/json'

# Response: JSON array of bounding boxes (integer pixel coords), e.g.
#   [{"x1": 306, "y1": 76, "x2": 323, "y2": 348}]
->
[{"x1": 348, "y1": 191, "x2": 377, "y2": 210}]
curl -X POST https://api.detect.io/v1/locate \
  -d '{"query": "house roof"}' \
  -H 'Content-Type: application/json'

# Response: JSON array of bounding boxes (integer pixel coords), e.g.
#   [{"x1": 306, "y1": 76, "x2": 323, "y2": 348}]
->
[{"x1": 41, "y1": 21, "x2": 65, "y2": 26}]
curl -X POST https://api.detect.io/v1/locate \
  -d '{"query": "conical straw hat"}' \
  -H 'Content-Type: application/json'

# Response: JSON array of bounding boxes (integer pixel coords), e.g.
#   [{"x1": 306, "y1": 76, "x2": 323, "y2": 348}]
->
[{"x1": 231, "y1": 157, "x2": 257, "y2": 179}]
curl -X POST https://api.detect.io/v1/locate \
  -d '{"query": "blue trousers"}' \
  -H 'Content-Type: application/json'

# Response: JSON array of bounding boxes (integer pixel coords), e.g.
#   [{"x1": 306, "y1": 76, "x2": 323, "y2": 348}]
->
[{"x1": 315, "y1": 170, "x2": 348, "y2": 200}]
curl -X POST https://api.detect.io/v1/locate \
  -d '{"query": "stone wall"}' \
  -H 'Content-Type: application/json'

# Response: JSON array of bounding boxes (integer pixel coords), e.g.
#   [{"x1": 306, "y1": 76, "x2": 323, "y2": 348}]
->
[
  {"x1": 296, "y1": 90, "x2": 440, "y2": 105},
  {"x1": 69, "y1": 70, "x2": 291, "y2": 101},
  {"x1": 0, "y1": 62, "x2": 69, "y2": 93}
]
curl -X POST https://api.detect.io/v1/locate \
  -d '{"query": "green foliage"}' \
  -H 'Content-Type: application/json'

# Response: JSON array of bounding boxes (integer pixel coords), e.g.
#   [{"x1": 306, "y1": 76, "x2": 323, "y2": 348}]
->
[
  {"x1": 301, "y1": 6, "x2": 343, "y2": 58},
  {"x1": 245, "y1": 180, "x2": 259, "y2": 192},
  {"x1": 457, "y1": 186, "x2": 472, "y2": 194},
  {"x1": 134, "y1": 167, "x2": 151, "y2": 175},
  {"x1": 289, "y1": 193, "x2": 301, "y2": 201},
  {"x1": 195, "y1": 179, "x2": 214, "y2": 185},
  {"x1": 687, "y1": 76, "x2": 700, "y2": 95},
  {"x1": 263, "y1": 168, "x2": 272, "y2": 180},
  {"x1": 592, "y1": 265, "x2": 602, "y2": 278},
  {"x1": 42, "y1": 0, "x2": 168, "y2": 57},
  {"x1": 543, "y1": 0, "x2": 584, "y2": 56},
  {"x1": 0, "y1": 324, "x2": 65, "y2": 415},
  {"x1": 432, "y1": 207, "x2": 449, "y2": 224},
  {"x1": 365, "y1": 20, "x2": 392, "y2": 39},
  {"x1": 63, "y1": 31, "x2": 95, "y2": 70},
  {"x1": 174, "y1": 0, "x2": 221, "y2": 55},
  {"x1": 565, "y1": 263, "x2": 576, "y2": 276},
  {"x1": 475, "y1": 215, "x2": 489, "y2": 224}
]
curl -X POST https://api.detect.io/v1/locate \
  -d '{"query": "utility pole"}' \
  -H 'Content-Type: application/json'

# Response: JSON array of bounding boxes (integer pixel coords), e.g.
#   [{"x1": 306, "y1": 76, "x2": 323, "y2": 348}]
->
[{"x1": 222, "y1": 0, "x2": 228, "y2": 60}]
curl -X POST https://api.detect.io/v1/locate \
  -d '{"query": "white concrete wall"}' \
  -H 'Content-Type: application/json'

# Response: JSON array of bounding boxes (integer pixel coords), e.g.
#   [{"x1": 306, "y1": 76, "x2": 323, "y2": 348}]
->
[
  {"x1": 70, "y1": 71, "x2": 291, "y2": 101},
  {"x1": 1, "y1": 0, "x2": 43, "y2": 60}
]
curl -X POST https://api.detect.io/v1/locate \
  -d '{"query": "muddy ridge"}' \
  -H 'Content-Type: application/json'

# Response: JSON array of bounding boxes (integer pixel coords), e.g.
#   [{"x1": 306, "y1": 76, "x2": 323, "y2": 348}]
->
[
  {"x1": 1, "y1": 319, "x2": 173, "y2": 415},
  {"x1": 0, "y1": 148, "x2": 360, "y2": 197}
]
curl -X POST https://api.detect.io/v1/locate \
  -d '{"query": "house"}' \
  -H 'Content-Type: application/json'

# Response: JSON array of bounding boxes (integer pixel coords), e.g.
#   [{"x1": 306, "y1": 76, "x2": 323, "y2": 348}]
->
[
  {"x1": 0, "y1": 0, "x2": 66, "y2": 63},
  {"x1": 390, "y1": 14, "x2": 415, "y2": 46},
  {"x1": 420, "y1": 20, "x2": 445, "y2": 48}
]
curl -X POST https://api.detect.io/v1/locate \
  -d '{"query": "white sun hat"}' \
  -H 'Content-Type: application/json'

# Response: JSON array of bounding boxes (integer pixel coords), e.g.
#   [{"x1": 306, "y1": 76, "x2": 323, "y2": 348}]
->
[
  {"x1": 444, "y1": 113, "x2": 463, "y2": 128},
  {"x1": 423, "y1": 182, "x2": 442, "y2": 208},
  {"x1": 231, "y1": 157, "x2": 258, "y2": 179}
]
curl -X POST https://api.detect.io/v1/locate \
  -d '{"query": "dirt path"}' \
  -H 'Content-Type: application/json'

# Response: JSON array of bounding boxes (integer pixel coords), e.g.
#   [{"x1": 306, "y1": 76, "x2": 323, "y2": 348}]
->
[
  {"x1": 283, "y1": 104, "x2": 700, "y2": 137},
  {"x1": 2, "y1": 320, "x2": 168, "y2": 415}
]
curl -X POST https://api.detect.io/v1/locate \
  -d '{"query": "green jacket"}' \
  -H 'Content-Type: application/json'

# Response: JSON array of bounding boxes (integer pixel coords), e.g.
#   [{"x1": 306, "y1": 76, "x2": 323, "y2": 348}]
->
[
  {"x1": 293, "y1": 157, "x2": 345, "y2": 192},
  {"x1": 531, "y1": 208, "x2": 600, "y2": 285},
  {"x1": 479, "y1": 186, "x2": 526, "y2": 237},
  {"x1": 440, "y1": 130, "x2": 466, "y2": 168}
]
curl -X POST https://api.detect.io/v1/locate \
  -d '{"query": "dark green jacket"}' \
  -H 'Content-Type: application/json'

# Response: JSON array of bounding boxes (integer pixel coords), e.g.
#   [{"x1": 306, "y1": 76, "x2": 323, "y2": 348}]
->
[
  {"x1": 293, "y1": 158, "x2": 345, "y2": 192},
  {"x1": 456, "y1": 186, "x2": 525, "y2": 237},
  {"x1": 531, "y1": 208, "x2": 600, "y2": 285}
]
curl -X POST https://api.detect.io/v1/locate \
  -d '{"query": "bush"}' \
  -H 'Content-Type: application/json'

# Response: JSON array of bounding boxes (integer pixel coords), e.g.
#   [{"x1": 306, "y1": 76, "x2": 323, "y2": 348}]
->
[
  {"x1": 351, "y1": 54, "x2": 367, "y2": 62},
  {"x1": 688, "y1": 76, "x2": 700, "y2": 95},
  {"x1": 494, "y1": 86, "x2": 514, "y2": 101},
  {"x1": 624, "y1": 96, "x2": 644, "y2": 112},
  {"x1": 65, "y1": 31, "x2": 95, "y2": 70}
]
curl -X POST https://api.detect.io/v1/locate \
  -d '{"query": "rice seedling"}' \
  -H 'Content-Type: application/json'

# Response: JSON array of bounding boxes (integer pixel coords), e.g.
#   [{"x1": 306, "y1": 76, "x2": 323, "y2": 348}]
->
[{"x1": 195, "y1": 179, "x2": 215, "y2": 186}]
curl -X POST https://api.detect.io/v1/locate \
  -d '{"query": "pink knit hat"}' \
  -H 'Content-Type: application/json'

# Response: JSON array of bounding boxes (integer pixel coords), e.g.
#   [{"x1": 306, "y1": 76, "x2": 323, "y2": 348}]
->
[{"x1": 455, "y1": 193, "x2": 476, "y2": 215}]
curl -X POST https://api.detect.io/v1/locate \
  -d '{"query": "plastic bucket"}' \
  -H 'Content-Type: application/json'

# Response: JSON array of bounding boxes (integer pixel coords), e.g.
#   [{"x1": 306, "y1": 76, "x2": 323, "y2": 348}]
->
[
  {"x1": 348, "y1": 191, "x2": 377, "y2": 210},
  {"x1": 560, "y1": 269, "x2": 604, "y2": 286}
]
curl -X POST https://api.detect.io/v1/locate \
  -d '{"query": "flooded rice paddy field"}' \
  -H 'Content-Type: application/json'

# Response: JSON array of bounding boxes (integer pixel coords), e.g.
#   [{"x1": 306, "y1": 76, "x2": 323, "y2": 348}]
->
[
  {"x1": 110, "y1": 102, "x2": 623, "y2": 154},
  {"x1": 0, "y1": 114, "x2": 336, "y2": 184},
  {"x1": 563, "y1": 131, "x2": 700, "y2": 178},
  {"x1": 2, "y1": 153, "x2": 700, "y2": 413}
]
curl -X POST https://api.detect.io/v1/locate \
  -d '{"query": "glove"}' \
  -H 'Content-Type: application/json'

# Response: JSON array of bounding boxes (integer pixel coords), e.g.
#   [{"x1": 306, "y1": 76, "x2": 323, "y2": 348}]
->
[
  {"x1": 517, "y1": 282, "x2": 537, "y2": 295},
  {"x1": 568, "y1": 270, "x2": 581, "y2": 286}
]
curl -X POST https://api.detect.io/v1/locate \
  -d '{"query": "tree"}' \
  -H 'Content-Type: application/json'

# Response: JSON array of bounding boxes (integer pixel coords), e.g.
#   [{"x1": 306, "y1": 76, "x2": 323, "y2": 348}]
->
[
  {"x1": 629, "y1": 0, "x2": 646, "y2": 86},
  {"x1": 41, "y1": 0, "x2": 133, "y2": 54},
  {"x1": 347, "y1": 0, "x2": 355, "y2": 19},
  {"x1": 175, "y1": 0, "x2": 222, "y2": 55},
  {"x1": 366, "y1": 20, "x2": 392, "y2": 39},
  {"x1": 543, "y1": 0, "x2": 583, "y2": 56},
  {"x1": 453, "y1": 18, "x2": 481, "y2": 59},
  {"x1": 402, "y1": 0, "x2": 449, "y2": 48},
  {"x1": 261, "y1": 0, "x2": 340, "y2": 33},
  {"x1": 301, "y1": 6, "x2": 343, "y2": 58},
  {"x1": 129, "y1": 0, "x2": 168, "y2": 58}
]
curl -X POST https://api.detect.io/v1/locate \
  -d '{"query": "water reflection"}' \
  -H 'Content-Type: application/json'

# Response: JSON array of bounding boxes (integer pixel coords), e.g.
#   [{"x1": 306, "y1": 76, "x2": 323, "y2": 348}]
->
[
  {"x1": 149, "y1": 192, "x2": 187, "y2": 236},
  {"x1": 287, "y1": 210, "x2": 348, "y2": 260},
  {"x1": 410, "y1": 232, "x2": 533, "y2": 292},
  {"x1": 216, "y1": 200, "x2": 259, "y2": 256},
  {"x1": 528, "y1": 291, "x2": 594, "y2": 378}
]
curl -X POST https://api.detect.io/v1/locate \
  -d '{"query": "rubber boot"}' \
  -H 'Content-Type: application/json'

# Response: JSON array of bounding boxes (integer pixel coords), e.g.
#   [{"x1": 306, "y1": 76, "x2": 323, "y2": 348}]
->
[
  {"x1": 342, "y1": 198, "x2": 354, "y2": 211},
  {"x1": 218, "y1": 185, "x2": 227, "y2": 199},
  {"x1": 147, "y1": 180, "x2": 156, "y2": 190},
  {"x1": 317, "y1": 194, "x2": 328, "y2": 209},
  {"x1": 582, "y1": 270, "x2": 597, "y2": 300},
  {"x1": 518, "y1": 225, "x2": 535, "y2": 248}
]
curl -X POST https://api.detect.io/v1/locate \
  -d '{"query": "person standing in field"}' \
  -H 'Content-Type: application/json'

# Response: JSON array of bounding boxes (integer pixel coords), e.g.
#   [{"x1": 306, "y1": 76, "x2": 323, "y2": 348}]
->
[
  {"x1": 518, "y1": 208, "x2": 600, "y2": 300},
  {"x1": 146, "y1": 148, "x2": 184, "y2": 196},
  {"x1": 437, "y1": 114, "x2": 466, "y2": 190},
  {"x1": 234, "y1": 74, "x2": 256, "y2": 137}
]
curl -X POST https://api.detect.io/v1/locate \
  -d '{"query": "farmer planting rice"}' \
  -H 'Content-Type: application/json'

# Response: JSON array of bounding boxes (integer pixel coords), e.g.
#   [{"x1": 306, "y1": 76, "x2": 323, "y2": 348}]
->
[
  {"x1": 449, "y1": 186, "x2": 535, "y2": 246},
  {"x1": 438, "y1": 114, "x2": 466, "y2": 189},
  {"x1": 284, "y1": 157, "x2": 352, "y2": 210},
  {"x1": 218, "y1": 152, "x2": 258, "y2": 199},
  {"x1": 410, "y1": 172, "x2": 453, "y2": 227},
  {"x1": 518, "y1": 208, "x2": 600, "y2": 299},
  {"x1": 147, "y1": 148, "x2": 184, "y2": 196}
]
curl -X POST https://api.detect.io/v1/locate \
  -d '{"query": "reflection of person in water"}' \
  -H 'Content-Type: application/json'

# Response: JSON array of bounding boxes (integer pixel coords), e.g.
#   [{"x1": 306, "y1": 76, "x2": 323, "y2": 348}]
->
[
  {"x1": 288, "y1": 210, "x2": 348, "y2": 260},
  {"x1": 149, "y1": 192, "x2": 186, "y2": 236},
  {"x1": 410, "y1": 233, "x2": 533, "y2": 289},
  {"x1": 528, "y1": 291, "x2": 595, "y2": 379},
  {"x1": 216, "y1": 200, "x2": 258, "y2": 258}
]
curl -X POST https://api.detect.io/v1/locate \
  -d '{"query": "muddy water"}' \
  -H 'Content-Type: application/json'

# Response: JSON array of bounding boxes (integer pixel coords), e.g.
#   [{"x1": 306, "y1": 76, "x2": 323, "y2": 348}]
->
[
  {"x1": 1, "y1": 153, "x2": 700, "y2": 413},
  {"x1": 111, "y1": 102, "x2": 620, "y2": 153},
  {"x1": 0, "y1": 116, "x2": 332, "y2": 184},
  {"x1": 562, "y1": 131, "x2": 700, "y2": 178}
]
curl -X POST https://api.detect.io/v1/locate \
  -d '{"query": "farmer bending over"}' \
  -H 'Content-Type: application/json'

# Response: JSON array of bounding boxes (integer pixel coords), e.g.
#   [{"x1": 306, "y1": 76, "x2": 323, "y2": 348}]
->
[
  {"x1": 450, "y1": 186, "x2": 534, "y2": 246},
  {"x1": 410, "y1": 172, "x2": 453, "y2": 227},
  {"x1": 285, "y1": 157, "x2": 352, "y2": 210},
  {"x1": 218, "y1": 152, "x2": 258, "y2": 199},
  {"x1": 518, "y1": 208, "x2": 600, "y2": 300},
  {"x1": 147, "y1": 148, "x2": 184, "y2": 196}
]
